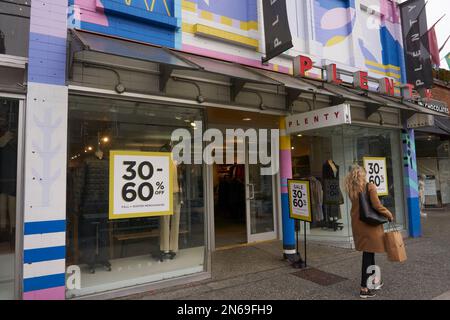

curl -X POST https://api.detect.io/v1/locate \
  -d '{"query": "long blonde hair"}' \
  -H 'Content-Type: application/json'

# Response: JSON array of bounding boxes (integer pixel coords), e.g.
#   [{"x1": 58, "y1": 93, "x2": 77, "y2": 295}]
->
[{"x1": 344, "y1": 165, "x2": 367, "y2": 201}]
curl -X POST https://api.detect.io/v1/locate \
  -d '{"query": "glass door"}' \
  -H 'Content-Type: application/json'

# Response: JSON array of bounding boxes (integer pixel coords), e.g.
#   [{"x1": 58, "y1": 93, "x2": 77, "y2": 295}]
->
[
  {"x1": 245, "y1": 142, "x2": 277, "y2": 243},
  {"x1": 0, "y1": 97, "x2": 20, "y2": 300}
]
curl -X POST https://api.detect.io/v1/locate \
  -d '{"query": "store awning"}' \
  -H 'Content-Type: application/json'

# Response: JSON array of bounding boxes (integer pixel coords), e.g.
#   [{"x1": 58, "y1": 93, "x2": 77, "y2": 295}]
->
[
  {"x1": 68, "y1": 29, "x2": 201, "y2": 91},
  {"x1": 435, "y1": 117, "x2": 450, "y2": 134},
  {"x1": 174, "y1": 52, "x2": 282, "y2": 100},
  {"x1": 68, "y1": 29, "x2": 448, "y2": 121},
  {"x1": 70, "y1": 29, "x2": 197, "y2": 68},
  {"x1": 249, "y1": 68, "x2": 335, "y2": 108}
]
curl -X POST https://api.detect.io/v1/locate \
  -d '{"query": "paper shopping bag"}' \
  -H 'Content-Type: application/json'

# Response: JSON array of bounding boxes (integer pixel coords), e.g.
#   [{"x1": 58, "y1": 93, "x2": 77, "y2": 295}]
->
[{"x1": 384, "y1": 230, "x2": 407, "y2": 262}]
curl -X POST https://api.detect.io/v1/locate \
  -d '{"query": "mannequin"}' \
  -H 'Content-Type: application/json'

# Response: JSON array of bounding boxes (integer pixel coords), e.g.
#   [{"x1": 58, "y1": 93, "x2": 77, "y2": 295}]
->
[
  {"x1": 328, "y1": 159, "x2": 338, "y2": 178},
  {"x1": 322, "y1": 159, "x2": 344, "y2": 231},
  {"x1": 76, "y1": 146, "x2": 112, "y2": 273},
  {"x1": 418, "y1": 174, "x2": 427, "y2": 218},
  {"x1": 159, "y1": 142, "x2": 183, "y2": 261}
]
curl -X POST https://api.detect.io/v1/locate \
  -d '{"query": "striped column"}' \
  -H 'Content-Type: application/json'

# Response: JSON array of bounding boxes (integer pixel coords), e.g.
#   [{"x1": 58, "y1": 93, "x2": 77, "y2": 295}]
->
[
  {"x1": 401, "y1": 129, "x2": 421, "y2": 238},
  {"x1": 279, "y1": 118, "x2": 296, "y2": 257},
  {"x1": 23, "y1": 0, "x2": 68, "y2": 300}
]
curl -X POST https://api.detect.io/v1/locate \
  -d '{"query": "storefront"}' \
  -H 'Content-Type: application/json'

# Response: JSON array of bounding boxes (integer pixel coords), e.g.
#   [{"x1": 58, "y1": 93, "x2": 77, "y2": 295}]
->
[
  {"x1": 0, "y1": 0, "x2": 29, "y2": 300},
  {"x1": 4, "y1": 20, "x2": 446, "y2": 298},
  {"x1": 60, "y1": 29, "x2": 289, "y2": 298},
  {"x1": 58, "y1": 28, "x2": 449, "y2": 297},
  {"x1": 413, "y1": 115, "x2": 450, "y2": 209}
]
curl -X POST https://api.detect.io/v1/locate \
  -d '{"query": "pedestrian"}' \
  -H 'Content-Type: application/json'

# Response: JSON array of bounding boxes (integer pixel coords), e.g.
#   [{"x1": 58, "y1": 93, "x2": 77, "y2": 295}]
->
[{"x1": 344, "y1": 165, "x2": 394, "y2": 299}]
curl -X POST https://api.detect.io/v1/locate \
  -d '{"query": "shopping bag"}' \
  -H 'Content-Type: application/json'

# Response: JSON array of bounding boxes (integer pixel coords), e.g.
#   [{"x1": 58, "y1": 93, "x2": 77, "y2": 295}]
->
[{"x1": 384, "y1": 224, "x2": 407, "y2": 263}]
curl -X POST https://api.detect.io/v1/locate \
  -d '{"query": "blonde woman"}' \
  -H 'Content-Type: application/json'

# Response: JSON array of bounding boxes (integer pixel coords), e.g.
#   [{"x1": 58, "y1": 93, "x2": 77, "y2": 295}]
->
[{"x1": 344, "y1": 165, "x2": 394, "y2": 298}]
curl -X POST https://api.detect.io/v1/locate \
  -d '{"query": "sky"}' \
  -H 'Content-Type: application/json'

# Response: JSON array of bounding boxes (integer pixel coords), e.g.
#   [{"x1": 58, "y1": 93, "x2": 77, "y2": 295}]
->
[{"x1": 426, "y1": 0, "x2": 450, "y2": 69}]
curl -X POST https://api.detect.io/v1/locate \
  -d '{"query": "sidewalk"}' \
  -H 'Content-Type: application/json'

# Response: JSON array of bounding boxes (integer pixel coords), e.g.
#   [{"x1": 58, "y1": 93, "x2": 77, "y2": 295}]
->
[{"x1": 123, "y1": 209, "x2": 450, "y2": 300}]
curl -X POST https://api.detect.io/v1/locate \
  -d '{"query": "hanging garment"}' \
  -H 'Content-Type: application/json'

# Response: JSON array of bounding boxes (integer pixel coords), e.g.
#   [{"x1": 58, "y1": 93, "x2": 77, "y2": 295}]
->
[
  {"x1": 322, "y1": 160, "x2": 343, "y2": 220},
  {"x1": 310, "y1": 177, "x2": 324, "y2": 222}
]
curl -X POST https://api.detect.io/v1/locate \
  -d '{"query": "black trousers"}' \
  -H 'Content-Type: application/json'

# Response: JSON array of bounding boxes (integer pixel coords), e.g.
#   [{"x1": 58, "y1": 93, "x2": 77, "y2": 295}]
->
[{"x1": 361, "y1": 252, "x2": 375, "y2": 288}]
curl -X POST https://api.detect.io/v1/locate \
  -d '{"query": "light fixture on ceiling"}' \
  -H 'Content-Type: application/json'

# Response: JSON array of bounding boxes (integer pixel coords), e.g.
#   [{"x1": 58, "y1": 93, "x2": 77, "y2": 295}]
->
[
  {"x1": 102, "y1": 137, "x2": 110, "y2": 143},
  {"x1": 297, "y1": 134, "x2": 303, "y2": 137},
  {"x1": 243, "y1": 118, "x2": 252, "y2": 121}
]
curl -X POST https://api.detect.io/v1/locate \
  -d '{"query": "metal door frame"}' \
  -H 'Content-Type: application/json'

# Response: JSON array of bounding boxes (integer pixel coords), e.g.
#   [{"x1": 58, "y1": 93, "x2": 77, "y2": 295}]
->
[{"x1": 244, "y1": 141, "x2": 278, "y2": 244}]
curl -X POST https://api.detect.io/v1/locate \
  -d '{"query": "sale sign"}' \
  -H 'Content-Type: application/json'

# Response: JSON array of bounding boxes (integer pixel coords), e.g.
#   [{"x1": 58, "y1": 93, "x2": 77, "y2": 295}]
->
[
  {"x1": 109, "y1": 151, "x2": 173, "y2": 219},
  {"x1": 363, "y1": 157, "x2": 388, "y2": 196},
  {"x1": 288, "y1": 180, "x2": 312, "y2": 222}
]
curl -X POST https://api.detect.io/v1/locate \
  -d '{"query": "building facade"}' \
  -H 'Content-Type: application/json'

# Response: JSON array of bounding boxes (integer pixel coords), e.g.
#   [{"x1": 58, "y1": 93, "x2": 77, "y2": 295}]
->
[
  {"x1": 414, "y1": 71, "x2": 450, "y2": 209},
  {"x1": 0, "y1": 0, "x2": 448, "y2": 300}
]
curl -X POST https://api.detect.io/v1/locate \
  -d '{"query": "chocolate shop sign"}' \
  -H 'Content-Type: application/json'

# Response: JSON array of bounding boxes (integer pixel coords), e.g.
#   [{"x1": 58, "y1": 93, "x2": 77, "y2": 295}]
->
[{"x1": 286, "y1": 104, "x2": 352, "y2": 135}]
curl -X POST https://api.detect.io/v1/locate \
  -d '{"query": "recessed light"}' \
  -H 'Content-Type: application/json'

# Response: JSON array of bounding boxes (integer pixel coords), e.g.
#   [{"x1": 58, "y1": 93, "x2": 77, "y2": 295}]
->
[
  {"x1": 243, "y1": 118, "x2": 252, "y2": 121},
  {"x1": 176, "y1": 116, "x2": 182, "y2": 120},
  {"x1": 297, "y1": 134, "x2": 303, "y2": 137},
  {"x1": 190, "y1": 122, "x2": 197, "y2": 128},
  {"x1": 184, "y1": 119, "x2": 191, "y2": 123}
]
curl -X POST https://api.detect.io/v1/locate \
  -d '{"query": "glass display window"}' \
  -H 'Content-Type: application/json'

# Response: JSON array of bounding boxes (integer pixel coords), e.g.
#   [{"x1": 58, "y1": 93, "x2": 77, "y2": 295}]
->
[
  {"x1": 66, "y1": 95, "x2": 206, "y2": 298},
  {"x1": 0, "y1": 97, "x2": 19, "y2": 300},
  {"x1": 291, "y1": 125, "x2": 406, "y2": 244}
]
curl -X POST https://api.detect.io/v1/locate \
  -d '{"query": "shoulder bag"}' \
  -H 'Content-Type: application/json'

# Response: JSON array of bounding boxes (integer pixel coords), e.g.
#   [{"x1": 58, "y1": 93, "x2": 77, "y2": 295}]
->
[{"x1": 359, "y1": 183, "x2": 388, "y2": 226}]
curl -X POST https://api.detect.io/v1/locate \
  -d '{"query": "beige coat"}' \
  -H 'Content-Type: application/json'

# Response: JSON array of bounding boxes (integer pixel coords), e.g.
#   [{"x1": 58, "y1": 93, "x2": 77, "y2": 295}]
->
[{"x1": 350, "y1": 183, "x2": 394, "y2": 253}]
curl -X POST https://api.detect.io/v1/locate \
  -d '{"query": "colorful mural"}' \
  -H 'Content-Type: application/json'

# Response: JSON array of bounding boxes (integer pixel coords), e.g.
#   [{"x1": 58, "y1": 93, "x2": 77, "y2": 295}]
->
[
  {"x1": 69, "y1": 0, "x2": 181, "y2": 48},
  {"x1": 313, "y1": 0, "x2": 356, "y2": 48},
  {"x1": 358, "y1": 0, "x2": 405, "y2": 82}
]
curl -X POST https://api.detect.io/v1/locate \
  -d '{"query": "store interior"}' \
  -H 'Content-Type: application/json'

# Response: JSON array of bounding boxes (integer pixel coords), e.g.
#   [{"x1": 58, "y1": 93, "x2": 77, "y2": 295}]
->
[
  {"x1": 207, "y1": 108, "x2": 279, "y2": 249},
  {"x1": 213, "y1": 163, "x2": 247, "y2": 248}
]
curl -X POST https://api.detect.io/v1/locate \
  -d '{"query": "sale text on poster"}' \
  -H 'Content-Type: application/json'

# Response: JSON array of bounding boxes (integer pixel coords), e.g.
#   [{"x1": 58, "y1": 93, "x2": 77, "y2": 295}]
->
[
  {"x1": 288, "y1": 180, "x2": 312, "y2": 222},
  {"x1": 109, "y1": 151, "x2": 173, "y2": 219},
  {"x1": 363, "y1": 157, "x2": 388, "y2": 196}
]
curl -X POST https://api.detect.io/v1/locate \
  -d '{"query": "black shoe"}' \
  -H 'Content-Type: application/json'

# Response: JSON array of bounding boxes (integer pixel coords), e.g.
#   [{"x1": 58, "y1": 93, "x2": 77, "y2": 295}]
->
[
  {"x1": 360, "y1": 289, "x2": 377, "y2": 299},
  {"x1": 168, "y1": 252, "x2": 176, "y2": 260}
]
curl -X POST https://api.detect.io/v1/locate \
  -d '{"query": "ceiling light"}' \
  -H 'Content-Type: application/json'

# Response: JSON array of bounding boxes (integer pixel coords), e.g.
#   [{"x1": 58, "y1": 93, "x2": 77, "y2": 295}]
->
[
  {"x1": 176, "y1": 116, "x2": 182, "y2": 120},
  {"x1": 102, "y1": 137, "x2": 110, "y2": 143},
  {"x1": 184, "y1": 119, "x2": 191, "y2": 123},
  {"x1": 297, "y1": 134, "x2": 303, "y2": 137},
  {"x1": 190, "y1": 122, "x2": 197, "y2": 128},
  {"x1": 243, "y1": 118, "x2": 252, "y2": 121},
  {"x1": 87, "y1": 146, "x2": 93, "y2": 151}
]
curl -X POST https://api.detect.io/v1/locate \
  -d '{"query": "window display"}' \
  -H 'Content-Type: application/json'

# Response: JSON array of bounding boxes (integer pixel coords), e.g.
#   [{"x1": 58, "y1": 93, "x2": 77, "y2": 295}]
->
[
  {"x1": 291, "y1": 125, "x2": 405, "y2": 243},
  {"x1": 66, "y1": 96, "x2": 206, "y2": 298},
  {"x1": 0, "y1": 98, "x2": 19, "y2": 300}
]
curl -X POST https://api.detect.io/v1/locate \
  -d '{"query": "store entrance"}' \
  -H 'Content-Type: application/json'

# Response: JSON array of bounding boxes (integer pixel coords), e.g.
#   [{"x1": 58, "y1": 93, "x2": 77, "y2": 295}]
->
[
  {"x1": 213, "y1": 164, "x2": 246, "y2": 248},
  {"x1": 208, "y1": 108, "x2": 279, "y2": 250}
]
